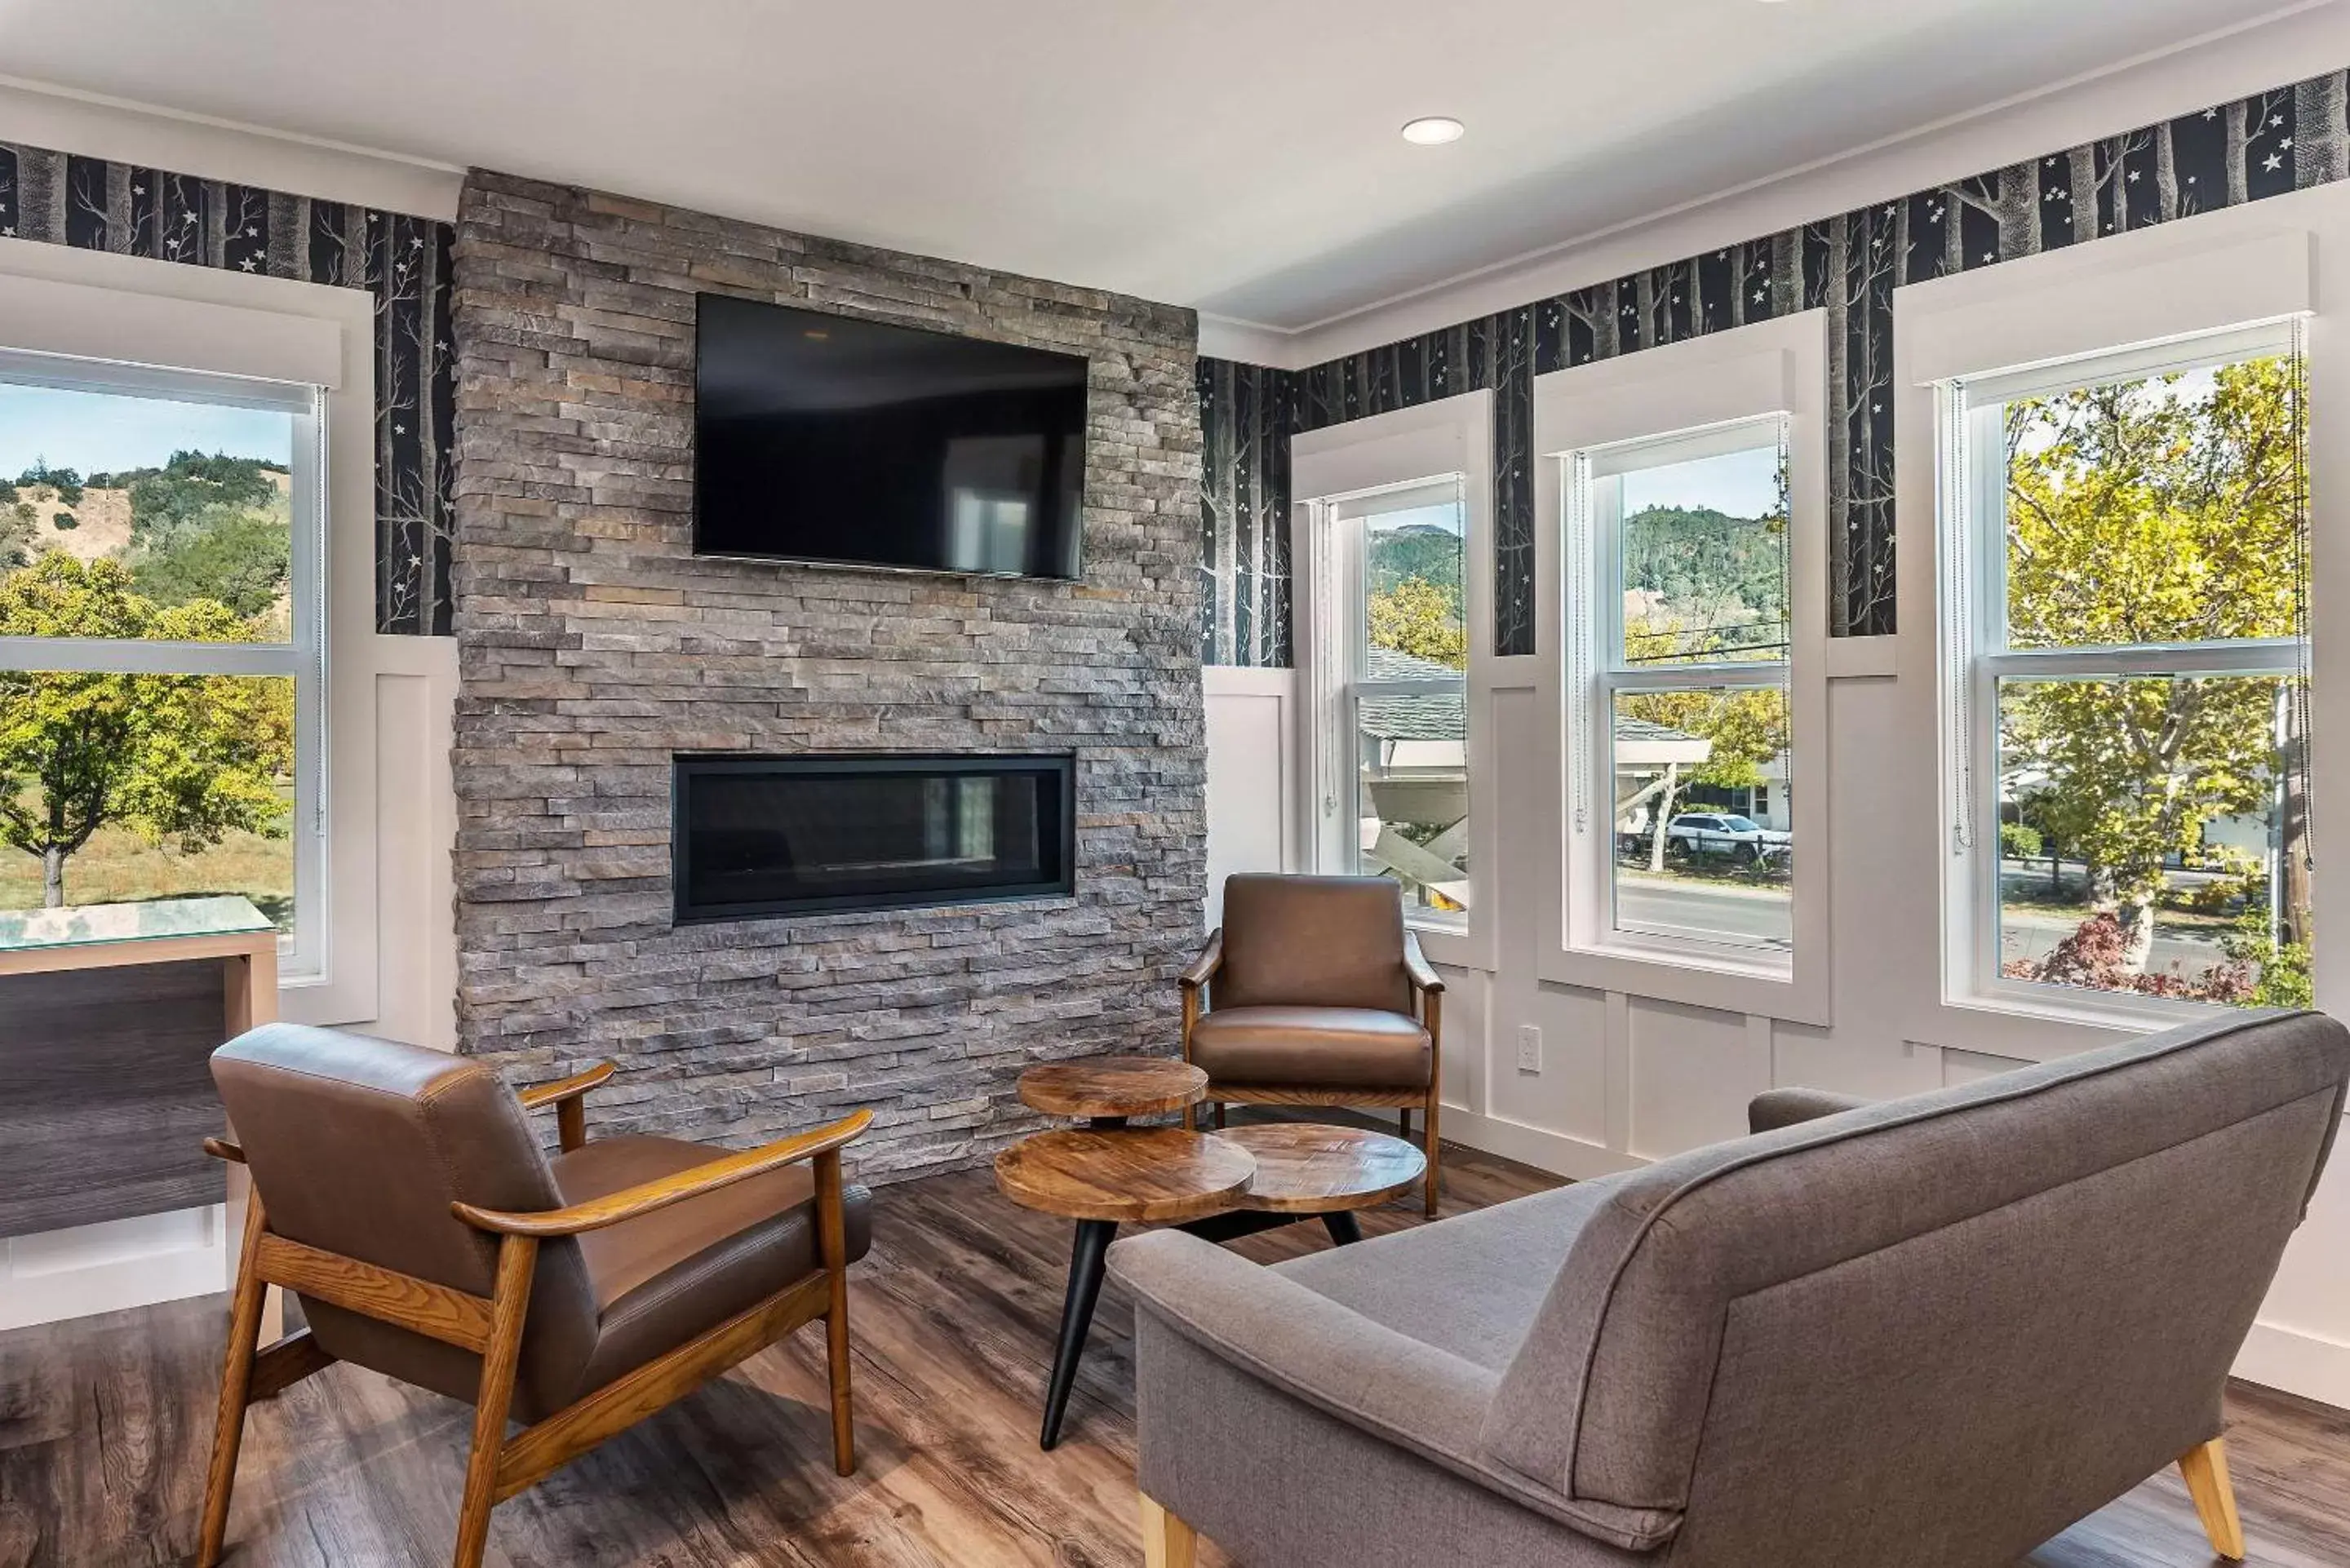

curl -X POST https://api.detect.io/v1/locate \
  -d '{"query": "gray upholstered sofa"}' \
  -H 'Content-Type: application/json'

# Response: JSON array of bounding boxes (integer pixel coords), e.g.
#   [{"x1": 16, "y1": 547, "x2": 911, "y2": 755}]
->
[{"x1": 1108, "y1": 1008, "x2": 2349, "y2": 1567}]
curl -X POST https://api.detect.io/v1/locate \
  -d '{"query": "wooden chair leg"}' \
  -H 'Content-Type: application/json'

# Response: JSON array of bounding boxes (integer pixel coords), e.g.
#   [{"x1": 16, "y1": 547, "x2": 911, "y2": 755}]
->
[
  {"x1": 814, "y1": 1149, "x2": 857, "y2": 1477},
  {"x1": 2179, "y1": 1437, "x2": 2246, "y2": 1561},
  {"x1": 451, "y1": 1235, "x2": 537, "y2": 1568},
  {"x1": 1213, "y1": 1101, "x2": 1226, "y2": 1131},
  {"x1": 1423, "y1": 990, "x2": 1443, "y2": 1218},
  {"x1": 1140, "y1": 1493, "x2": 1199, "y2": 1568},
  {"x1": 1423, "y1": 1105, "x2": 1440, "y2": 1216},
  {"x1": 196, "y1": 1196, "x2": 272, "y2": 1568}
]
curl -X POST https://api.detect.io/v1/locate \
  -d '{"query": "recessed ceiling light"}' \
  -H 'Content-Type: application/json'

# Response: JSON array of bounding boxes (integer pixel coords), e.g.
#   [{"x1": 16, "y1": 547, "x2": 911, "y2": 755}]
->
[{"x1": 1401, "y1": 117, "x2": 1465, "y2": 147}]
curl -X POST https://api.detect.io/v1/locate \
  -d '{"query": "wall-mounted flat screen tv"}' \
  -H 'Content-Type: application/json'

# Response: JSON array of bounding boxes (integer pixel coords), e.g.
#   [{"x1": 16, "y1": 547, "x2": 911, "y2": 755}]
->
[{"x1": 694, "y1": 293, "x2": 1088, "y2": 579}]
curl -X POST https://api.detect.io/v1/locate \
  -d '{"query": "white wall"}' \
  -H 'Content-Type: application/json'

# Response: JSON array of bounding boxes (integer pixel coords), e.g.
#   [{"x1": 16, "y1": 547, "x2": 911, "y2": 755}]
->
[
  {"x1": 1206, "y1": 207, "x2": 2350, "y2": 1420},
  {"x1": 1203, "y1": 667, "x2": 1302, "y2": 927}
]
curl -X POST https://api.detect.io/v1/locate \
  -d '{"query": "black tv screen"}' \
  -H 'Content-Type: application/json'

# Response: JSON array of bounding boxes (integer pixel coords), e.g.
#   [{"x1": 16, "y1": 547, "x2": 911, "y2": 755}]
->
[{"x1": 694, "y1": 293, "x2": 1087, "y2": 578}]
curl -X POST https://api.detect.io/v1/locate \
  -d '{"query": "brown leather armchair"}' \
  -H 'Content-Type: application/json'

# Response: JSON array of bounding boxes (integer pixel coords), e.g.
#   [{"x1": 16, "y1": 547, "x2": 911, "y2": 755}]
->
[
  {"x1": 1182, "y1": 874, "x2": 1444, "y2": 1215},
  {"x1": 195, "y1": 1024, "x2": 873, "y2": 1568}
]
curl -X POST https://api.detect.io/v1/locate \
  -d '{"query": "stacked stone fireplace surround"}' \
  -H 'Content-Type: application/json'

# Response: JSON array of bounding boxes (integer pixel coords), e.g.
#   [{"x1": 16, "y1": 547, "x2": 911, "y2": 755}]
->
[{"x1": 448, "y1": 170, "x2": 1206, "y2": 1183}]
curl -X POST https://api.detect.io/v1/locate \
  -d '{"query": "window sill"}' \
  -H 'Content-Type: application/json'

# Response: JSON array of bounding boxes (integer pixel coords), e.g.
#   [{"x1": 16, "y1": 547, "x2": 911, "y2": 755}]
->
[
  {"x1": 1579, "y1": 935, "x2": 1792, "y2": 984},
  {"x1": 1410, "y1": 918, "x2": 1493, "y2": 975},
  {"x1": 1937, "y1": 983, "x2": 2207, "y2": 1038},
  {"x1": 1541, "y1": 930, "x2": 1827, "y2": 1026}
]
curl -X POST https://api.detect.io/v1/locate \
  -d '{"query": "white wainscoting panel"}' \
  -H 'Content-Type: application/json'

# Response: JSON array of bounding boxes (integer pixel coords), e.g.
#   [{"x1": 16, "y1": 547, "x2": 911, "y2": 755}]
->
[{"x1": 1203, "y1": 667, "x2": 1299, "y2": 928}]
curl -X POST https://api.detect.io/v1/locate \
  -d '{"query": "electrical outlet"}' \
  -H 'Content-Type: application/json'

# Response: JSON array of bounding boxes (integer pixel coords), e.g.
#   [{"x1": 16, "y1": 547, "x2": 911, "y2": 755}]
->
[{"x1": 1517, "y1": 1024, "x2": 1542, "y2": 1074}]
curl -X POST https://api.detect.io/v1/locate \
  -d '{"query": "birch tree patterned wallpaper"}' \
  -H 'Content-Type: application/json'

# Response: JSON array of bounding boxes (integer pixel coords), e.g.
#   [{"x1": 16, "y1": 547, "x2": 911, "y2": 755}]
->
[
  {"x1": 1200, "y1": 68, "x2": 2350, "y2": 666},
  {"x1": 0, "y1": 141, "x2": 456, "y2": 636}
]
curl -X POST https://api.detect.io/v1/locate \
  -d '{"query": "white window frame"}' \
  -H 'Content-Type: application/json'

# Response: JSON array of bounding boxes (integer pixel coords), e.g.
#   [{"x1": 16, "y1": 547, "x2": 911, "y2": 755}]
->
[
  {"x1": 0, "y1": 351, "x2": 329, "y2": 977},
  {"x1": 1579, "y1": 415, "x2": 1793, "y2": 955},
  {"x1": 1534, "y1": 311, "x2": 1832, "y2": 1024},
  {"x1": 1292, "y1": 390, "x2": 1497, "y2": 972},
  {"x1": 0, "y1": 239, "x2": 382, "y2": 1024},
  {"x1": 1896, "y1": 220, "x2": 2328, "y2": 1045},
  {"x1": 1938, "y1": 320, "x2": 2307, "y2": 1028}
]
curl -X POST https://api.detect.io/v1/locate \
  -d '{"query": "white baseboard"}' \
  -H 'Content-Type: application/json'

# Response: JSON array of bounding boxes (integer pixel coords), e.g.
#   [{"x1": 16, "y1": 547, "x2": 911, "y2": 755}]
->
[
  {"x1": 2233, "y1": 1319, "x2": 2350, "y2": 1412},
  {"x1": 1439, "y1": 1106, "x2": 1647, "y2": 1182},
  {"x1": 0, "y1": 1205, "x2": 229, "y2": 1332}
]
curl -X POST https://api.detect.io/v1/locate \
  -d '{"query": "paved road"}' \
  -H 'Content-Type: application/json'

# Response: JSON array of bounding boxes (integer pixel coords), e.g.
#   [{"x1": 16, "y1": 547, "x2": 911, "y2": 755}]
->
[{"x1": 1620, "y1": 878, "x2": 2229, "y2": 977}]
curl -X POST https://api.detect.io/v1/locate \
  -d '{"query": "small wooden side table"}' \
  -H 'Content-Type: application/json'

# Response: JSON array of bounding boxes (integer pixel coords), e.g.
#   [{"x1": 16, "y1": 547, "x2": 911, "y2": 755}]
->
[{"x1": 1016, "y1": 1055, "x2": 1208, "y2": 1127}]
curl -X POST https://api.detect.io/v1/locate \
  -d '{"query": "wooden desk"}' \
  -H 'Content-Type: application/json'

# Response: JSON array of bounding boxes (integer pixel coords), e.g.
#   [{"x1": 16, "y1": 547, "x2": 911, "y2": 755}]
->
[{"x1": 0, "y1": 897, "x2": 279, "y2": 1327}]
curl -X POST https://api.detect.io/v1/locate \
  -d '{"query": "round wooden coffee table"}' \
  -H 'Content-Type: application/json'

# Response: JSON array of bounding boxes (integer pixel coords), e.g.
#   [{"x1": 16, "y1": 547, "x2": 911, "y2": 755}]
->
[
  {"x1": 995, "y1": 1126, "x2": 1253, "y2": 1450},
  {"x1": 994, "y1": 1092, "x2": 1425, "y2": 1450},
  {"x1": 1016, "y1": 1056, "x2": 1208, "y2": 1126},
  {"x1": 1201, "y1": 1122, "x2": 1428, "y2": 1246},
  {"x1": 994, "y1": 1128, "x2": 1257, "y2": 1224}
]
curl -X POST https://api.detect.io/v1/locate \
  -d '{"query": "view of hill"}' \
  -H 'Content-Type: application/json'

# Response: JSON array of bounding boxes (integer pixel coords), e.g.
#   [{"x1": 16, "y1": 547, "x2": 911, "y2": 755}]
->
[
  {"x1": 4, "y1": 451, "x2": 294, "y2": 636},
  {"x1": 1369, "y1": 522, "x2": 1464, "y2": 598},
  {"x1": 1621, "y1": 503, "x2": 1787, "y2": 660}
]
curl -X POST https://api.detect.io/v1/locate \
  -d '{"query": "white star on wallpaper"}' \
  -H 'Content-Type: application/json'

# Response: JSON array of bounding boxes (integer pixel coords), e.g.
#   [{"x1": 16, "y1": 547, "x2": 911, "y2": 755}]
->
[
  {"x1": 2266, "y1": 153, "x2": 2286, "y2": 171},
  {"x1": 1753, "y1": 289, "x2": 1766, "y2": 303},
  {"x1": 2274, "y1": 114, "x2": 2288, "y2": 127},
  {"x1": 2206, "y1": 108, "x2": 2220, "y2": 120},
  {"x1": 237, "y1": 255, "x2": 258, "y2": 271},
  {"x1": 2128, "y1": 170, "x2": 2141, "y2": 183}
]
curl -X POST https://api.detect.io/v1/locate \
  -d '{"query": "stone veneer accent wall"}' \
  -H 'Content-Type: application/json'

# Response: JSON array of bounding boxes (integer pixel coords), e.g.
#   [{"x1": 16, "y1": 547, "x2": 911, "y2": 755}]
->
[{"x1": 448, "y1": 170, "x2": 1205, "y2": 1182}]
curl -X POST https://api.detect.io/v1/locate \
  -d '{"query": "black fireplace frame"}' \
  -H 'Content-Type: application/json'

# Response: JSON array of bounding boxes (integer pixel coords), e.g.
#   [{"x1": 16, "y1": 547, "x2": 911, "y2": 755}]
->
[{"x1": 671, "y1": 751, "x2": 1077, "y2": 924}]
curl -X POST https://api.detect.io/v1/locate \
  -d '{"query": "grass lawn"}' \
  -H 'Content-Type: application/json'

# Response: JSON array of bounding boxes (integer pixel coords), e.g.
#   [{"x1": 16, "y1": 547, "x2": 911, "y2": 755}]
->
[{"x1": 0, "y1": 819, "x2": 292, "y2": 927}]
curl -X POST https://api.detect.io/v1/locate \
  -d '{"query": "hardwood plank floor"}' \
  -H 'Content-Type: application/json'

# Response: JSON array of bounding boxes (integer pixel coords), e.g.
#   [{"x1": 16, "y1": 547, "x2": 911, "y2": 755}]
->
[{"x1": 2, "y1": 1132, "x2": 2345, "y2": 1567}]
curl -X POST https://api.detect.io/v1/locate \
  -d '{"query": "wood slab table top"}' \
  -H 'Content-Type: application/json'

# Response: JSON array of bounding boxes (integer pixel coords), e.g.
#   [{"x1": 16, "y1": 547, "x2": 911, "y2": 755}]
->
[
  {"x1": 1216, "y1": 1123, "x2": 1427, "y2": 1215},
  {"x1": 993, "y1": 1129, "x2": 1255, "y2": 1223},
  {"x1": 1016, "y1": 1056, "x2": 1208, "y2": 1120}
]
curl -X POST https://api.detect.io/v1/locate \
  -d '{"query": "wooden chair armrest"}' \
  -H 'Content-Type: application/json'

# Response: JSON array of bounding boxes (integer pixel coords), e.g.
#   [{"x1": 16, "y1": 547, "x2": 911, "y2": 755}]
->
[
  {"x1": 1180, "y1": 928, "x2": 1224, "y2": 990},
  {"x1": 517, "y1": 1061, "x2": 615, "y2": 1110},
  {"x1": 204, "y1": 1136, "x2": 247, "y2": 1163},
  {"x1": 451, "y1": 1109, "x2": 874, "y2": 1238},
  {"x1": 1403, "y1": 930, "x2": 1445, "y2": 994}
]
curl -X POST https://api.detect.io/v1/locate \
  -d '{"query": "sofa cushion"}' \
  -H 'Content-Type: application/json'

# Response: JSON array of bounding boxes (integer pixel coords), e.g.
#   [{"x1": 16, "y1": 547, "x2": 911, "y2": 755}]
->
[
  {"x1": 1275, "y1": 1180, "x2": 1612, "y2": 1371},
  {"x1": 1191, "y1": 1006, "x2": 1431, "y2": 1090}
]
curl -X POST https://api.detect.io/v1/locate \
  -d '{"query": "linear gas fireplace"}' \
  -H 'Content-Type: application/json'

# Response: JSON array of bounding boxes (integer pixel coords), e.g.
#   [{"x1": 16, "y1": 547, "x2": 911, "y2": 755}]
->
[{"x1": 672, "y1": 753, "x2": 1075, "y2": 923}]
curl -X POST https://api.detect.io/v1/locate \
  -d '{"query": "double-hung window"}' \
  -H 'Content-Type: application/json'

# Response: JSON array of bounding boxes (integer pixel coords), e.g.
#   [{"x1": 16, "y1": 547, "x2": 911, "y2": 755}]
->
[
  {"x1": 1572, "y1": 419, "x2": 1793, "y2": 956},
  {"x1": 1940, "y1": 321, "x2": 2311, "y2": 1015},
  {"x1": 1536, "y1": 308, "x2": 1827, "y2": 1021},
  {"x1": 1328, "y1": 477, "x2": 1471, "y2": 929},
  {"x1": 0, "y1": 351, "x2": 326, "y2": 975}
]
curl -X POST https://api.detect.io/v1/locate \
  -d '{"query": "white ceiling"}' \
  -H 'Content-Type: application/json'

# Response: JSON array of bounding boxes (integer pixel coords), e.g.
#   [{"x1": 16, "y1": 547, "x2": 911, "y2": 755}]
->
[{"x1": 0, "y1": 0, "x2": 2321, "y2": 334}]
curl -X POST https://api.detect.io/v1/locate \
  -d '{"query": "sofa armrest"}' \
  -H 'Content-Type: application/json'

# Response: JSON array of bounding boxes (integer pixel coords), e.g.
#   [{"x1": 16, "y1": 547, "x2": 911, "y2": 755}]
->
[
  {"x1": 1748, "y1": 1087, "x2": 1871, "y2": 1135},
  {"x1": 1108, "y1": 1229, "x2": 1679, "y2": 1553}
]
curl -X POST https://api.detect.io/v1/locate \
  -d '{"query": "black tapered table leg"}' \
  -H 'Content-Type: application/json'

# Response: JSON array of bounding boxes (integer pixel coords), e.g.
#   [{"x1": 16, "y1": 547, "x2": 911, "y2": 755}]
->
[
  {"x1": 1322, "y1": 1210, "x2": 1364, "y2": 1246},
  {"x1": 1040, "y1": 1219, "x2": 1118, "y2": 1450}
]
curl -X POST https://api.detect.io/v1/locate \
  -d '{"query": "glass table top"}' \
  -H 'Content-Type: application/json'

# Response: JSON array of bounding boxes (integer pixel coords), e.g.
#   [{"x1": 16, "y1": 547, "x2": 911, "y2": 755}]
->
[{"x1": 0, "y1": 896, "x2": 277, "y2": 955}]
